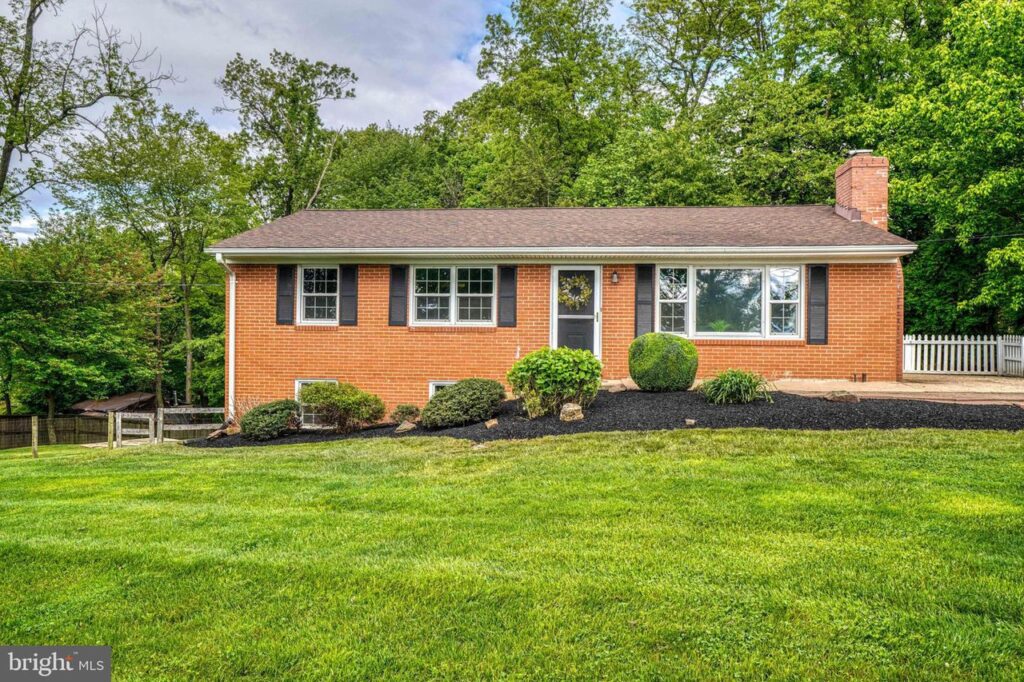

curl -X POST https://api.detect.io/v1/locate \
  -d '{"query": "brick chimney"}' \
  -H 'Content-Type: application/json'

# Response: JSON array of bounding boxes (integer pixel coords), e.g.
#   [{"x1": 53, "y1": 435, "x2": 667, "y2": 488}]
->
[{"x1": 834, "y1": 150, "x2": 889, "y2": 230}]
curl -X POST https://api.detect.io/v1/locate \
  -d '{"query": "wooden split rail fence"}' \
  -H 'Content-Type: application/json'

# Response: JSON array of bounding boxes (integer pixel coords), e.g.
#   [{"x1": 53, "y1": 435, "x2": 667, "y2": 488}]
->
[{"x1": 0, "y1": 406, "x2": 225, "y2": 452}]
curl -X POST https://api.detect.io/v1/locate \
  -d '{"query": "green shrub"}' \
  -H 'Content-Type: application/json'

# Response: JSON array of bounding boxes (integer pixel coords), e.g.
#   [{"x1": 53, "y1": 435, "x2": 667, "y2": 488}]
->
[
  {"x1": 420, "y1": 378, "x2": 506, "y2": 429},
  {"x1": 390, "y1": 403, "x2": 421, "y2": 424},
  {"x1": 240, "y1": 399, "x2": 300, "y2": 441},
  {"x1": 628, "y1": 333, "x2": 699, "y2": 392},
  {"x1": 298, "y1": 382, "x2": 386, "y2": 433},
  {"x1": 699, "y1": 369, "x2": 774, "y2": 405},
  {"x1": 506, "y1": 346, "x2": 603, "y2": 419}
]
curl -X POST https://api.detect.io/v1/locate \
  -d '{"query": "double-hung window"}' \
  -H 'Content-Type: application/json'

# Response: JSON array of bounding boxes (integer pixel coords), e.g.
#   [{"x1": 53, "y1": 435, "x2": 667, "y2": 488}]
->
[
  {"x1": 299, "y1": 267, "x2": 339, "y2": 324},
  {"x1": 768, "y1": 267, "x2": 801, "y2": 336},
  {"x1": 413, "y1": 266, "x2": 496, "y2": 325},
  {"x1": 658, "y1": 267, "x2": 688, "y2": 334}
]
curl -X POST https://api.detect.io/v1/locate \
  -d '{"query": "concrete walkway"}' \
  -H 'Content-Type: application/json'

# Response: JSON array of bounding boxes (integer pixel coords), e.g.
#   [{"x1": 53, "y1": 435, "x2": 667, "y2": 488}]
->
[
  {"x1": 603, "y1": 375, "x2": 1024, "y2": 405},
  {"x1": 769, "y1": 375, "x2": 1024, "y2": 405}
]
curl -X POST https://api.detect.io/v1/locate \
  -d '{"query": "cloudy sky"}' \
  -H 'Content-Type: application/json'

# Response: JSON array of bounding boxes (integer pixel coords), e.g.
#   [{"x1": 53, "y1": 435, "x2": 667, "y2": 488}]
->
[{"x1": 13, "y1": 0, "x2": 519, "y2": 239}]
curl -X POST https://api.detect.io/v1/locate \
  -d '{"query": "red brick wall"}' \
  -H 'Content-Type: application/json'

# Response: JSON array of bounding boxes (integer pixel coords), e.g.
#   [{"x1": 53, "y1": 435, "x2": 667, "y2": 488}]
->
[{"x1": 228, "y1": 261, "x2": 904, "y2": 413}]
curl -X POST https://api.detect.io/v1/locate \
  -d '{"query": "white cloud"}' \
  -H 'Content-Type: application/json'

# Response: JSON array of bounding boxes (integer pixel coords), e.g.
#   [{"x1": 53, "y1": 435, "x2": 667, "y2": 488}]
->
[{"x1": 38, "y1": 0, "x2": 505, "y2": 133}]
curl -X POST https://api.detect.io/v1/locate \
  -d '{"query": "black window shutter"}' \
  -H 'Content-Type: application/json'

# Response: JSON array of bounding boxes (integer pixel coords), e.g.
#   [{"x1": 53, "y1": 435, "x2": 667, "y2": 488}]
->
[
  {"x1": 497, "y1": 266, "x2": 517, "y2": 327},
  {"x1": 807, "y1": 265, "x2": 829, "y2": 345},
  {"x1": 276, "y1": 265, "x2": 295, "y2": 325},
  {"x1": 389, "y1": 265, "x2": 408, "y2": 326},
  {"x1": 339, "y1": 265, "x2": 358, "y2": 325},
  {"x1": 635, "y1": 264, "x2": 655, "y2": 336}
]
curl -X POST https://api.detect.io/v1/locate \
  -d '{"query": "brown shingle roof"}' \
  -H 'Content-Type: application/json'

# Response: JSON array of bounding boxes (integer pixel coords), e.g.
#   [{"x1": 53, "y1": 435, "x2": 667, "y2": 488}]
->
[{"x1": 210, "y1": 205, "x2": 914, "y2": 251}]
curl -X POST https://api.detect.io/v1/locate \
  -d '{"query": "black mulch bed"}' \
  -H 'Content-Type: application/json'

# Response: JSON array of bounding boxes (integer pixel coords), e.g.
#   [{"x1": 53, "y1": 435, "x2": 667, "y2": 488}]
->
[{"x1": 186, "y1": 391, "x2": 1024, "y2": 448}]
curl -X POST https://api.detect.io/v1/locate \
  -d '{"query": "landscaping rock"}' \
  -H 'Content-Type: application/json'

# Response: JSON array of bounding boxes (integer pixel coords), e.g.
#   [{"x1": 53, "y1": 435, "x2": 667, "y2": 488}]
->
[
  {"x1": 206, "y1": 428, "x2": 228, "y2": 440},
  {"x1": 824, "y1": 391, "x2": 860, "y2": 403},
  {"x1": 485, "y1": 418, "x2": 498, "y2": 429},
  {"x1": 560, "y1": 403, "x2": 584, "y2": 422},
  {"x1": 607, "y1": 382, "x2": 626, "y2": 393},
  {"x1": 395, "y1": 420, "x2": 417, "y2": 434},
  {"x1": 685, "y1": 418, "x2": 697, "y2": 427},
  {"x1": 622, "y1": 378, "x2": 640, "y2": 391}
]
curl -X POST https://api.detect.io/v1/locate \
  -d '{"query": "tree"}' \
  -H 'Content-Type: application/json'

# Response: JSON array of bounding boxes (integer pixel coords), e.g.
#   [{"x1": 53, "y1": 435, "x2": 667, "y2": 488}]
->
[
  {"x1": 58, "y1": 103, "x2": 253, "y2": 405},
  {"x1": 0, "y1": 215, "x2": 153, "y2": 439},
  {"x1": 464, "y1": 0, "x2": 637, "y2": 206},
  {"x1": 317, "y1": 125, "x2": 441, "y2": 209},
  {"x1": 864, "y1": 0, "x2": 1024, "y2": 333},
  {"x1": 628, "y1": 0, "x2": 780, "y2": 112},
  {"x1": 0, "y1": 0, "x2": 170, "y2": 224},
  {"x1": 217, "y1": 50, "x2": 356, "y2": 219}
]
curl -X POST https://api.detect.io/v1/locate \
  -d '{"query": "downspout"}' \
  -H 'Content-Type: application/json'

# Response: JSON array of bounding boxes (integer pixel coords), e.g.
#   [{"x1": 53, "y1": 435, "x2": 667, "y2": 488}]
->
[{"x1": 215, "y1": 254, "x2": 237, "y2": 420}]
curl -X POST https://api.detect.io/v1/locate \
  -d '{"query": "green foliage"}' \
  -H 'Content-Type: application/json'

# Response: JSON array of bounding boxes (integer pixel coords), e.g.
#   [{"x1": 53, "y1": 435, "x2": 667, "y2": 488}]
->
[
  {"x1": 863, "y1": 0, "x2": 1024, "y2": 333},
  {"x1": 0, "y1": 215, "x2": 154, "y2": 420},
  {"x1": 506, "y1": 347, "x2": 602, "y2": 418},
  {"x1": 217, "y1": 50, "x2": 356, "y2": 218},
  {"x1": 419, "y1": 379, "x2": 506, "y2": 429},
  {"x1": 239, "y1": 399, "x2": 300, "y2": 441},
  {"x1": 390, "y1": 404, "x2": 421, "y2": 424},
  {"x1": 699, "y1": 369, "x2": 773, "y2": 405},
  {"x1": 0, "y1": 0, "x2": 169, "y2": 223},
  {"x1": 628, "y1": 333, "x2": 699, "y2": 392},
  {"x1": 298, "y1": 382, "x2": 386, "y2": 433}
]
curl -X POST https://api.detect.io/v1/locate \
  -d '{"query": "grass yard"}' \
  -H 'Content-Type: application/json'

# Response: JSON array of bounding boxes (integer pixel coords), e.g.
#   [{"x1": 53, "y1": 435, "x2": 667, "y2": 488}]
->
[{"x1": 1, "y1": 430, "x2": 1023, "y2": 680}]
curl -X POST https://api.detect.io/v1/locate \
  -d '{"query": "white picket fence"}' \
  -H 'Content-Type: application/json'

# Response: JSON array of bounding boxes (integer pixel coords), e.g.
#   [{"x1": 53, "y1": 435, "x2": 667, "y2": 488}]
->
[{"x1": 903, "y1": 334, "x2": 1024, "y2": 376}]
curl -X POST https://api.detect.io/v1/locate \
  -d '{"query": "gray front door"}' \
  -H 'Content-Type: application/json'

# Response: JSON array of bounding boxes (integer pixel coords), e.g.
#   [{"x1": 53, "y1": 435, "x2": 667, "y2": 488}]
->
[{"x1": 555, "y1": 268, "x2": 597, "y2": 353}]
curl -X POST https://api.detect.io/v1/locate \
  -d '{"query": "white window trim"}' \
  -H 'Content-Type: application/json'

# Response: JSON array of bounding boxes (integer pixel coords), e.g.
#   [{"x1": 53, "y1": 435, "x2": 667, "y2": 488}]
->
[
  {"x1": 428, "y1": 380, "x2": 458, "y2": 398},
  {"x1": 654, "y1": 264, "x2": 803, "y2": 340},
  {"x1": 767, "y1": 266, "x2": 802, "y2": 338},
  {"x1": 409, "y1": 265, "x2": 498, "y2": 327},
  {"x1": 294, "y1": 378, "x2": 338, "y2": 429},
  {"x1": 297, "y1": 266, "x2": 340, "y2": 326}
]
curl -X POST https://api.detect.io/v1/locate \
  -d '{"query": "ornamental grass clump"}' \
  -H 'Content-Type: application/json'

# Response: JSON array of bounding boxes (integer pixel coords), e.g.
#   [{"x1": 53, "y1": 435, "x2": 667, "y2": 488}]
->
[
  {"x1": 420, "y1": 379, "x2": 505, "y2": 429},
  {"x1": 298, "y1": 382, "x2": 386, "y2": 433},
  {"x1": 239, "y1": 399, "x2": 300, "y2": 441},
  {"x1": 699, "y1": 369, "x2": 774, "y2": 405},
  {"x1": 507, "y1": 347, "x2": 603, "y2": 419},
  {"x1": 628, "y1": 332, "x2": 699, "y2": 392}
]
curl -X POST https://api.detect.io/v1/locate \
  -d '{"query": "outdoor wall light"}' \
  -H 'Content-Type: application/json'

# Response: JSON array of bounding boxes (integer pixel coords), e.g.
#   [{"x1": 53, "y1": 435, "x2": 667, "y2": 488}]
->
[{"x1": 611, "y1": 270, "x2": 620, "y2": 284}]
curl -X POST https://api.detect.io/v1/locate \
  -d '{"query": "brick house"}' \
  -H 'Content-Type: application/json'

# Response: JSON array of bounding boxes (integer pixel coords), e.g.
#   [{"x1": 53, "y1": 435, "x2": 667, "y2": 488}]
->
[{"x1": 209, "y1": 151, "x2": 915, "y2": 417}]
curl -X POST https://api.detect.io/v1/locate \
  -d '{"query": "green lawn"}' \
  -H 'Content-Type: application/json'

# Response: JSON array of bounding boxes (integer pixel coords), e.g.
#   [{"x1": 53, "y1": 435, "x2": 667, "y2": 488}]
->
[{"x1": 1, "y1": 430, "x2": 1023, "y2": 680}]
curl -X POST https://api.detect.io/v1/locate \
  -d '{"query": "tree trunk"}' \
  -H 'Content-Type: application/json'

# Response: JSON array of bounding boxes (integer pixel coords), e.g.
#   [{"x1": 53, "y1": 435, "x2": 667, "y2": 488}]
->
[
  {"x1": 0, "y1": 2, "x2": 42, "y2": 199},
  {"x1": 1, "y1": 359, "x2": 11, "y2": 416},
  {"x1": 46, "y1": 393, "x2": 56, "y2": 444},
  {"x1": 154, "y1": 277, "x2": 165, "y2": 408},
  {"x1": 183, "y1": 287, "x2": 193, "y2": 405}
]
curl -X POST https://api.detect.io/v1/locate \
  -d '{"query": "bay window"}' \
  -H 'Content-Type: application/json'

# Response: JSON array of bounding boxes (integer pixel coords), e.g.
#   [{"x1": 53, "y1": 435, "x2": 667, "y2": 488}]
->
[
  {"x1": 655, "y1": 265, "x2": 802, "y2": 338},
  {"x1": 413, "y1": 266, "x2": 496, "y2": 325}
]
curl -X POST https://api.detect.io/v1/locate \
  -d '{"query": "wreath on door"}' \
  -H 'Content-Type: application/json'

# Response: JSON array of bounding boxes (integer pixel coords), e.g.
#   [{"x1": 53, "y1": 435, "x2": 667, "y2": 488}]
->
[{"x1": 557, "y1": 274, "x2": 593, "y2": 311}]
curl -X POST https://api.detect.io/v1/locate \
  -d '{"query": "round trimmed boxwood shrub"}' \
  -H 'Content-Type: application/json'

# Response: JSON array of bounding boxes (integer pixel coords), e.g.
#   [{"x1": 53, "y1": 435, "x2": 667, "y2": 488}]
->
[
  {"x1": 699, "y1": 369, "x2": 773, "y2": 405},
  {"x1": 420, "y1": 378, "x2": 506, "y2": 429},
  {"x1": 628, "y1": 332, "x2": 698, "y2": 392},
  {"x1": 240, "y1": 399, "x2": 300, "y2": 441},
  {"x1": 298, "y1": 382, "x2": 386, "y2": 433},
  {"x1": 506, "y1": 346, "x2": 603, "y2": 419}
]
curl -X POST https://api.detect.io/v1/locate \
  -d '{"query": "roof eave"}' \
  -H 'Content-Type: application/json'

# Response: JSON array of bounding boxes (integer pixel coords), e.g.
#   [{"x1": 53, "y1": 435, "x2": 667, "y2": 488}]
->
[{"x1": 206, "y1": 244, "x2": 917, "y2": 264}]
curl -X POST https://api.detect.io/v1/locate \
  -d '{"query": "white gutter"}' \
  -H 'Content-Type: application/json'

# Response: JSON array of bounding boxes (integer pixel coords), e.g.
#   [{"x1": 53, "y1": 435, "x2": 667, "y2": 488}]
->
[
  {"x1": 215, "y1": 254, "x2": 237, "y2": 421},
  {"x1": 207, "y1": 244, "x2": 916, "y2": 261}
]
